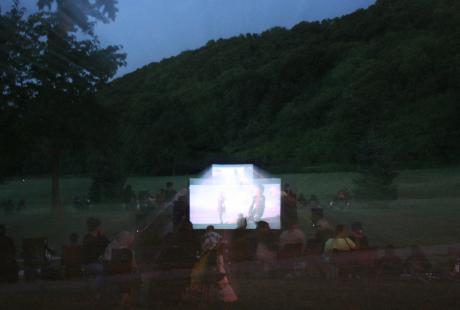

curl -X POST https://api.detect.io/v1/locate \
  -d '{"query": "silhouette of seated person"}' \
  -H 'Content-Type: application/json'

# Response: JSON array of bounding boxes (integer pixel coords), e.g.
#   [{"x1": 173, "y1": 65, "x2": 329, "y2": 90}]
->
[
  {"x1": 103, "y1": 231, "x2": 139, "y2": 307},
  {"x1": 156, "y1": 189, "x2": 166, "y2": 207},
  {"x1": 146, "y1": 194, "x2": 156, "y2": 209},
  {"x1": 332, "y1": 188, "x2": 350, "y2": 210},
  {"x1": 155, "y1": 233, "x2": 178, "y2": 269},
  {"x1": 0, "y1": 225, "x2": 18, "y2": 283},
  {"x1": 201, "y1": 225, "x2": 222, "y2": 254},
  {"x1": 377, "y1": 245, "x2": 404, "y2": 278},
  {"x1": 279, "y1": 222, "x2": 305, "y2": 259},
  {"x1": 22, "y1": 237, "x2": 47, "y2": 281},
  {"x1": 450, "y1": 255, "x2": 460, "y2": 279},
  {"x1": 156, "y1": 219, "x2": 200, "y2": 270},
  {"x1": 348, "y1": 221, "x2": 378, "y2": 275},
  {"x1": 230, "y1": 215, "x2": 251, "y2": 263},
  {"x1": 349, "y1": 222, "x2": 369, "y2": 250},
  {"x1": 40, "y1": 239, "x2": 60, "y2": 280},
  {"x1": 307, "y1": 219, "x2": 334, "y2": 254},
  {"x1": 104, "y1": 231, "x2": 136, "y2": 274},
  {"x1": 404, "y1": 245, "x2": 431, "y2": 275},
  {"x1": 82, "y1": 217, "x2": 109, "y2": 275},
  {"x1": 62, "y1": 233, "x2": 83, "y2": 278},
  {"x1": 310, "y1": 207, "x2": 324, "y2": 228},
  {"x1": 202, "y1": 243, "x2": 238, "y2": 304},
  {"x1": 170, "y1": 219, "x2": 199, "y2": 268},
  {"x1": 138, "y1": 191, "x2": 151, "y2": 211},
  {"x1": 336, "y1": 188, "x2": 350, "y2": 202},
  {"x1": 324, "y1": 224, "x2": 357, "y2": 278},
  {"x1": 152, "y1": 230, "x2": 197, "y2": 305},
  {"x1": 228, "y1": 216, "x2": 254, "y2": 278},
  {"x1": 173, "y1": 194, "x2": 189, "y2": 228},
  {"x1": 254, "y1": 221, "x2": 277, "y2": 275},
  {"x1": 281, "y1": 184, "x2": 298, "y2": 228},
  {"x1": 324, "y1": 224, "x2": 356, "y2": 254}
]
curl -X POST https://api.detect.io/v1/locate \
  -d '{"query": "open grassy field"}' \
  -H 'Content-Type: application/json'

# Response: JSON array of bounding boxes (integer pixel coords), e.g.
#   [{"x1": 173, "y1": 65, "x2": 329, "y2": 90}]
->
[
  {"x1": 1, "y1": 167, "x2": 460, "y2": 250},
  {"x1": 0, "y1": 175, "x2": 188, "y2": 250},
  {"x1": 1, "y1": 167, "x2": 460, "y2": 309}
]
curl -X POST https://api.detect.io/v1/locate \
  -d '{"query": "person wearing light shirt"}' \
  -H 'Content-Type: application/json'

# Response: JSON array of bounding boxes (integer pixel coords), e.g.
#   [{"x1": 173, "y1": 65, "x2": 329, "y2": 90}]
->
[
  {"x1": 324, "y1": 224, "x2": 356, "y2": 252},
  {"x1": 279, "y1": 222, "x2": 306, "y2": 253}
]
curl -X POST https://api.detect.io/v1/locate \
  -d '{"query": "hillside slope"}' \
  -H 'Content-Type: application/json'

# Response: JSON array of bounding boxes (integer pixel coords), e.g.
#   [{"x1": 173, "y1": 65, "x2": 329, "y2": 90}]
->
[{"x1": 100, "y1": 0, "x2": 460, "y2": 174}]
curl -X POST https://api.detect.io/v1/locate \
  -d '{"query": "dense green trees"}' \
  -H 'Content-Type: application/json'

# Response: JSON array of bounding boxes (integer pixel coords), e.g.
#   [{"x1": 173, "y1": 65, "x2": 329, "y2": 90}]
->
[
  {"x1": 353, "y1": 133, "x2": 398, "y2": 201},
  {"x1": 97, "y1": 0, "x2": 460, "y2": 175},
  {"x1": 1, "y1": 1, "x2": 125, "y2": 210},
  {"x1": 3, "y1": 0, "x2": 460, "y2": 183}
]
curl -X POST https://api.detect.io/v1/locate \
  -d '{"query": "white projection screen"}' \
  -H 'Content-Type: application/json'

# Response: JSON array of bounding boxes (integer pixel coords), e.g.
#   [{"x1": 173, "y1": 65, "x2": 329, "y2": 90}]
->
[{"x1": 190, "y1": 165, "x2": 281, "y2": 229}]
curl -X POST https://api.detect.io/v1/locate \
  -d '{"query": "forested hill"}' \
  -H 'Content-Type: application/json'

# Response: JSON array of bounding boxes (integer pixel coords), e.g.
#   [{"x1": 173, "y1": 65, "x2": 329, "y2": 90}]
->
[{"x1": 100, "y1": 0, "x2": 460, "y2": 174}]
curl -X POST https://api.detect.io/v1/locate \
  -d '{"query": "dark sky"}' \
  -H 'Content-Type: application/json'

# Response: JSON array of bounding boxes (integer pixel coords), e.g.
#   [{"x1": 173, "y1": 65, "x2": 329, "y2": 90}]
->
[{"x1": 2, "y1": 0, "x2": 375, "y2": 77}]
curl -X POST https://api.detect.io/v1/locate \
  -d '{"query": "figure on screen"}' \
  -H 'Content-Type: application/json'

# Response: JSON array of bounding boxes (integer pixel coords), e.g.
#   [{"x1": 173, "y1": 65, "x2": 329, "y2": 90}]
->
[
  {"x1": 248, "y1": 184, "x2": 266, "y2": 222},
  {"x1": 217, "y1": 192, "x2": 226, "y2": 224},
  {"x1": 189, "y1": 165, "x2": 280, "y2": 229}
]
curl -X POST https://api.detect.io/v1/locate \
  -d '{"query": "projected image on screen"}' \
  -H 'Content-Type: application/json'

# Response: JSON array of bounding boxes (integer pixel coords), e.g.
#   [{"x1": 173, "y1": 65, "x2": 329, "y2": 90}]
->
[
  {"x1": 212, "y1": 164, "x2": 253, "y2": 185},
  {"x1": 190, "y1": 165, "x2": 281, "y2": 229}
]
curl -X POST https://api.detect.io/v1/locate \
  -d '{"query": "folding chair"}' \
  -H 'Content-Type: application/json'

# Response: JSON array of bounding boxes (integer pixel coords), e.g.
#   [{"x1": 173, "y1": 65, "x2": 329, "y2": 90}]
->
[{"x1": 22, "y1": 237, "x2": 47, "y2": 281}]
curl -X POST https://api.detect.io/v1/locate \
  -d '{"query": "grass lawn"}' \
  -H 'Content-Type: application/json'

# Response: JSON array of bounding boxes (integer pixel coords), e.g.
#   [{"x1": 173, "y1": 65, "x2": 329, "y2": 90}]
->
[
  {"x1": 1, "y1": 167, "x2": 460, "y2": 309},
  {"x1": 1, "y1": 167, "x2": 460, "y2": 250}
]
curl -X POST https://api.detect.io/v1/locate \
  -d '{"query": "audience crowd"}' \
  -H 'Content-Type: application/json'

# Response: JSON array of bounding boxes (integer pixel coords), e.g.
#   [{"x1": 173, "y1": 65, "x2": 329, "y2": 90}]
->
[{"x1": 1, "y1": 184, "x2": 460, "y2": 307}]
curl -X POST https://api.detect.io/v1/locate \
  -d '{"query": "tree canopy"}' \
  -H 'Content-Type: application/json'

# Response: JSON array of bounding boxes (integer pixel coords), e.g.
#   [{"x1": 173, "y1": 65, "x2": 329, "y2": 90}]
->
[
  {"x1": 3, "y1": 0, "x2": 460, "y2": 180},
  {"x1": 96, "y1": 0, "x2": 460, "y2": 175},
  {"x1": 0, "y1": 0, "x2": 125, "y2": 208}
]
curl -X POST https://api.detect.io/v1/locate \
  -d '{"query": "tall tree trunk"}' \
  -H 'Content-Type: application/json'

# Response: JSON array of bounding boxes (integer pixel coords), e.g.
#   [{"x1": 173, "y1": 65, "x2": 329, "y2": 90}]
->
[{"x1": 51, "y1": 149, "x2": 62, "y2": 212}]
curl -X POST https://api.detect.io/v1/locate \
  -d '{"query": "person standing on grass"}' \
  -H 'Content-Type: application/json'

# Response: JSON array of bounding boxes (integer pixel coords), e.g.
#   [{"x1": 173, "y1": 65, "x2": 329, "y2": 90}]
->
[
  {"x1": 0, "y1": 225, "x2": 18, "y2": 283},
  {"x1": 82, "y1": 217, "x2": 110, "y2": 275}
]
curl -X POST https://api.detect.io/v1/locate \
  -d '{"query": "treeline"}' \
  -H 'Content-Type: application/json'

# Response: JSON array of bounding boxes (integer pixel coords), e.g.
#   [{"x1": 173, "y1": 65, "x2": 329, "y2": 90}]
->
[
  {"x1": 0, "y1": 0, "x2": 126, "y2": 202},
  {"x1": 3, "y1": 0, "x2": 460, "y2": 179},
  {"x1": 97, "y1": 0, "x2": 460, "y2": 175}
]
